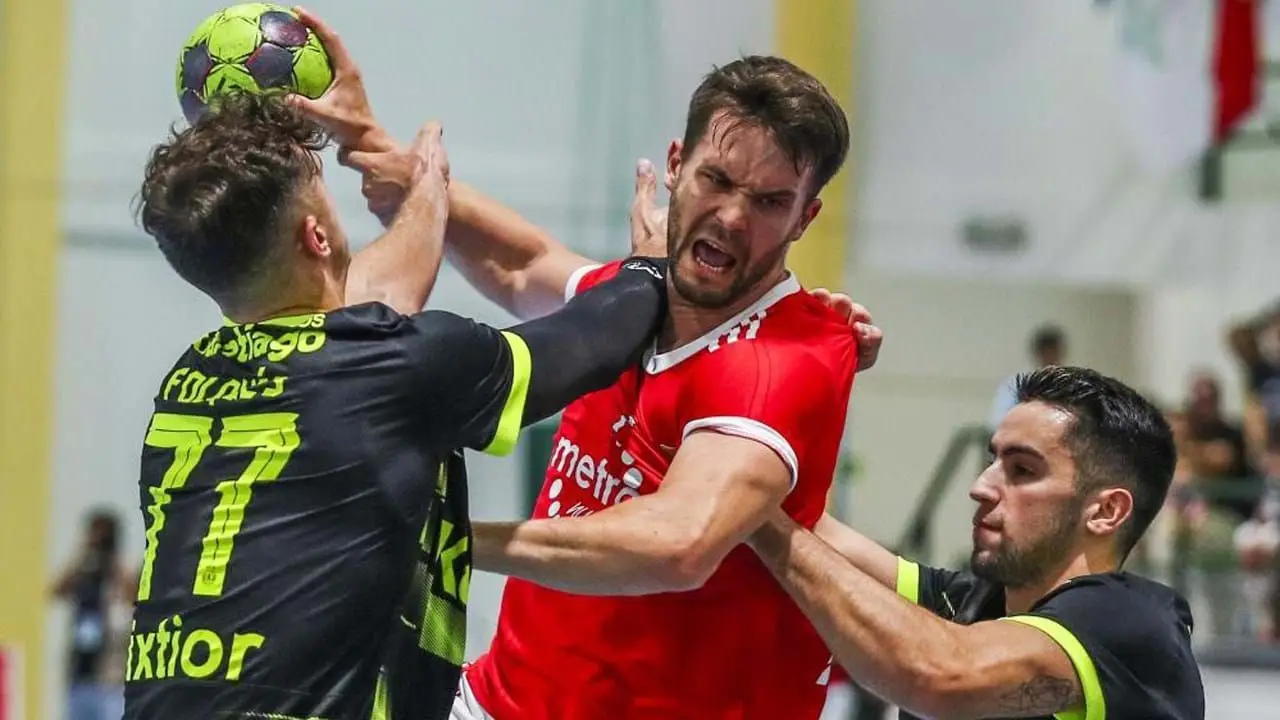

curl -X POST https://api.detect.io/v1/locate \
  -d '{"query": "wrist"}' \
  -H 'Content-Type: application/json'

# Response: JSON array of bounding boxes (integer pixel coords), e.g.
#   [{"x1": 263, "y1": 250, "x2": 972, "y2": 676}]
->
[{"x1": 345, "y1": 122, "x2": 396, "y2": 154}]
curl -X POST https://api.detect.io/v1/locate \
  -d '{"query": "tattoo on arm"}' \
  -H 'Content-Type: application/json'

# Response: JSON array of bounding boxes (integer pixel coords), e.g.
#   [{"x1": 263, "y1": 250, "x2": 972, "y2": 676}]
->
[{"x1": 997, "y1": 674, "x2": 1083, "y2": 714}]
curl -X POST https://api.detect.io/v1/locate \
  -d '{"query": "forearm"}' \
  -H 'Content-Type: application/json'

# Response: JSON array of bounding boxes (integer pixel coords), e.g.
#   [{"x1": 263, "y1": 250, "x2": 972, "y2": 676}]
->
[
  {"x1": 446, "y1": 181, "x2": 592, "y2": 320},
  {"x1": 346, "y1": 130, "x2": 446, "y2": 313},
  {"x1": 473, "y1": 502, "x2": 699, "y2": 596},
  {"x1": 509, "y1": 260, "x2": 665, "y2": 424},
  {"x1": 811, "y1": 513, "x2": 900, "y2": 590},
  {"x1": 751, "y1": 516, "x2": 967, "y2": 713}
]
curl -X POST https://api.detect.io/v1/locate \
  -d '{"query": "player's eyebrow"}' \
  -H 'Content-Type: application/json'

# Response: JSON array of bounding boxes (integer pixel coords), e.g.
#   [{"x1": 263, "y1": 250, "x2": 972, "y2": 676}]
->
[
  {"x1": 704, "y1": 164, "x2": 797, "y2": 200},
  {"x1": 988, "y1": 442, "x2": 1046, "y2": 463},
  {"x1": 753, "y1": 187, "x2": 796, "y2": 203}
]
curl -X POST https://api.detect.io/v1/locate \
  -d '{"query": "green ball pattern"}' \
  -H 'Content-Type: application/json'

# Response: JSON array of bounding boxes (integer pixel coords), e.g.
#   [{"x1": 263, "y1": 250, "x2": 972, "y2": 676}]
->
[{"x1": 175, "y1": 3, "x2": 333, "y2": 123}]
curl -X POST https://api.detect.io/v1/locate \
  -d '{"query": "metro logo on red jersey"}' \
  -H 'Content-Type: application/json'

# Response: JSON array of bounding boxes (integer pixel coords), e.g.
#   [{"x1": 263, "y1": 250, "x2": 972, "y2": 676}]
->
[
  {"x1": 542, "y1": 412, "x2": 648, "y2": 518},
  {"x1": 468, "y1": 260, "x2": 858, "y2": 719}
]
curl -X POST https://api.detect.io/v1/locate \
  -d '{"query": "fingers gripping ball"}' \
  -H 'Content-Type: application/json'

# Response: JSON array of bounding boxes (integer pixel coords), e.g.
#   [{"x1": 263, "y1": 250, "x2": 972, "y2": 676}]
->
[{"x1": 176, "y1": 3, "x2": 334, "y2": 124}]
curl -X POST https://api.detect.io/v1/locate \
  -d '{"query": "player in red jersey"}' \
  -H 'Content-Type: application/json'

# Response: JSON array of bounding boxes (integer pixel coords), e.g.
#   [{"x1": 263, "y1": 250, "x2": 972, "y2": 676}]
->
[
  {"x1": 290, "y1": 13, "x2": 868, "y2": 718},
  {"x1": 450, "y1": 59, "x2": 858, "y2": 719}
]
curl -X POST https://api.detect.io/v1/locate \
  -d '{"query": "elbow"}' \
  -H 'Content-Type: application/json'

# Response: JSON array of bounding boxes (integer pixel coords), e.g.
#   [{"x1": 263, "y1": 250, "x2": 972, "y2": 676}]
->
[
  {"x1": 648, "y1": 532, "x2": 722, "y2": 593},
  {"x1": 896, "y1": 661, "x2": 993, "y2": 717},
  {"x1": 894, "y1": 653, "x2": 983, "y2": 720}
]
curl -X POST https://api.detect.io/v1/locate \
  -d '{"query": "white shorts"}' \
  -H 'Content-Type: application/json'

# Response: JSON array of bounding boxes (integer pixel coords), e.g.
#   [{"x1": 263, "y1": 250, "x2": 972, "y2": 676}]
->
[{"x1": 451, "y1": 672, "x2": 495, "y2": 720}]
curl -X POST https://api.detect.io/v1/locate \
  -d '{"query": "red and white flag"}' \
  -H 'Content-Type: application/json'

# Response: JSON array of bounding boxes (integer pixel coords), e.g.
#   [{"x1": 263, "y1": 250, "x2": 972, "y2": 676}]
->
[{"x1": 1114, "y1": 0, "x2": 1260, "y2": 173}]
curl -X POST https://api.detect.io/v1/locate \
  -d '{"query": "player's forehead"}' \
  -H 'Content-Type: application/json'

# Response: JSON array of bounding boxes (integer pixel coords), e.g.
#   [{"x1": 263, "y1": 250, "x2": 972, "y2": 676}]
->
[
  {"x1": 688, "y1": 110, "x2": 813, "y2": 194},
  {"x1": 991, "y1": 401, "x2": 1075, "y2": 465}
]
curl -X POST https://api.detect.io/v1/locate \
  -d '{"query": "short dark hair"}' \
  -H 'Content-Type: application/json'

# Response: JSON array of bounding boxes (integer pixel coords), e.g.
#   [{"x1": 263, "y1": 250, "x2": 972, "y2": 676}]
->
[
  {"x1": 1030, "y1": 325, "x2": 1065, "y2": 354},
  {"x1": 86, "y1": 507, "x2": 120, "y2": 556},
  {"x1": 1015, "y1": 366, "x2": 1175, "y2": 558},
  {"x1": 682, "y1": 55, "x2": 850, "y2": 195},
  {"x1": 137, "y1": 91, "x2": 329, "y2": 306}
]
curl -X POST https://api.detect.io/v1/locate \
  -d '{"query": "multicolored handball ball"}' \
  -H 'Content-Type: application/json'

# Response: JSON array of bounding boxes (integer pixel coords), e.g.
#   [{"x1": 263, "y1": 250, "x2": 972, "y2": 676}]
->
[{"x1": 176, "y1": 3, "x2": 333, "y2": 124}]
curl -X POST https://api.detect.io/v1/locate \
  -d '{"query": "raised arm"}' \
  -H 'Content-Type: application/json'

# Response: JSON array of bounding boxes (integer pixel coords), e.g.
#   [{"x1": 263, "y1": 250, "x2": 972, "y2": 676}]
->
[
  {"x1": 286, "y1": 9, "x2": 451, "y2": 314},
  {"x1": 443, "y1": 180, "x2": 595, "y2": 319},
  {"x1": 289, "y1": 8, "x2": 599, "y2": 319}
]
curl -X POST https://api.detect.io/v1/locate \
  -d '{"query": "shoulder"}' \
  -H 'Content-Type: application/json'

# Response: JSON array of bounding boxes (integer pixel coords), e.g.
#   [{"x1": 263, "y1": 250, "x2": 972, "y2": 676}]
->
[
  {"x1": 694, "y1": 296, "x2": 856, "y2": 393},
  {"x1": 565, "y1": 260, "x2": 625, "y2": 300},
  {"x1": 1035, "y1": 573, "x2": 1194, "y2": 635},
  {"x1": 329, "y1": 304, "x2": 490, "y2": 344},
  {"x1": 1012, "y1": 573, "x2": 1202, "y2": 717},
  {"x1": 1038, "y1": 573, "x2": 1191, "y2": 620},
  {"x1": 1018, "y1": 573, "x2": 1197, "y2": 680}
]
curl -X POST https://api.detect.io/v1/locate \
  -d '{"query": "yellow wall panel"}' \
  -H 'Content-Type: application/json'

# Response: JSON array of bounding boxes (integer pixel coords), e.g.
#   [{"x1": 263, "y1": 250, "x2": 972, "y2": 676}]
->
[
  {"x1": 0, "y1": 0, "x2": 66, "y2": 714},
  {"x1": 774, "y1": 0, "x2": 856, "y2": 292}
]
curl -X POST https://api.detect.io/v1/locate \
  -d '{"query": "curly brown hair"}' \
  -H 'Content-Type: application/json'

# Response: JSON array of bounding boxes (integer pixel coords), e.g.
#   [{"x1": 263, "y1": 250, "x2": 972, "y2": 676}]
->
[
  {"x1": 137, "y1": 91, "x2": 330, "y2": 305},
  {"x1": 682, "y1": 56, "x2": 849, "y2": 196}
]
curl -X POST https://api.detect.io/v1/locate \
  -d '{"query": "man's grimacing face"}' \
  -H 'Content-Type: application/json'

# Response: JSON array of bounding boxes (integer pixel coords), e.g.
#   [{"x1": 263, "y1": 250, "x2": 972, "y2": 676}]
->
[{"x1": 663, "y1": 112, "x2": 821, "y2": 309}]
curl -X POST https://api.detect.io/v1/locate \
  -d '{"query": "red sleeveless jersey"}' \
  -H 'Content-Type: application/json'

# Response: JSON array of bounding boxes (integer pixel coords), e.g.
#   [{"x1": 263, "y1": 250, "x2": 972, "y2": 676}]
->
[{"x1": 466, "y1": 262, "x2": 858, "y2": 719}]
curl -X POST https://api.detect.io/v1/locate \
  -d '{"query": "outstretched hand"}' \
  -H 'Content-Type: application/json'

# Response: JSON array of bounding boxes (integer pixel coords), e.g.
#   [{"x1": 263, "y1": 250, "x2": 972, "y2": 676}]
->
[
  {"x1": 629, "y1": 158, "x2": 668, "y2": 259},
  {"x1": 288, "y1": 6, "x2": 391, "y2": 153}
]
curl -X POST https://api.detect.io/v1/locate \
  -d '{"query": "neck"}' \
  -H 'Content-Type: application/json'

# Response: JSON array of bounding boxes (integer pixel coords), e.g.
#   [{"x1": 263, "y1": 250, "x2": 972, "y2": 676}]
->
[
  {"x1": 222, "y1": 281, "x2": 345, "y2": 325},
  {"x1": 659, "y1": 267, "x2": 788, "y2": 351},
  {"x1": 1003, "y1": 547, "x2": 1118, "y2": 614}
]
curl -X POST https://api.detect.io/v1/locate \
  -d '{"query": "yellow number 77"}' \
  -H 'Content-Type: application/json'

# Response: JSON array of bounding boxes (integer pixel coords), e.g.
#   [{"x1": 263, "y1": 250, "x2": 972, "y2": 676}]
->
[{"x1": 137, "y1": 412, "x2": 301, "y2": 601}]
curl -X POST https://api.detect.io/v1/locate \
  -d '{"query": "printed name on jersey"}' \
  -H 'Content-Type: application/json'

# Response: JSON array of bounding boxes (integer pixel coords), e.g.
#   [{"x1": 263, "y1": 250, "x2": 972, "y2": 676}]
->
[
  {"x1": 192, "y1": 322, "x2": 326, "y2": 363},
  {"x1": 161, "y1": 320, "x2": 333, "y2": 408},
  {"x1": 126, "y1": 615, "x2": 265, "y2": 684},
  {"x1": 160, "y1": 365, "x2": 287, "y2": 408},
  {"x1": 543, "y1": 414, "x2": 644, "y2": 518}
]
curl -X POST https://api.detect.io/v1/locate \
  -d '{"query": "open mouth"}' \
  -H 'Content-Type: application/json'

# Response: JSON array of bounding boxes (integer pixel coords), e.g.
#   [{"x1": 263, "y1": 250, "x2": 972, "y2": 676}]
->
[{"x1": 691, "y1": 239, "x2": 736, "y2": 273}]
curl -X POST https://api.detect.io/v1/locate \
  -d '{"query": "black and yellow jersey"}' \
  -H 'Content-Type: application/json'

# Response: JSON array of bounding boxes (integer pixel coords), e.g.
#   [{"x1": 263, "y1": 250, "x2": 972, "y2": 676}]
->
[
  {"x1": 893, "y1": 559, "x2": 1205, "y2": 720},
  {"x1": 124, "y1": 303, "x2": 531, "y2": 720}
]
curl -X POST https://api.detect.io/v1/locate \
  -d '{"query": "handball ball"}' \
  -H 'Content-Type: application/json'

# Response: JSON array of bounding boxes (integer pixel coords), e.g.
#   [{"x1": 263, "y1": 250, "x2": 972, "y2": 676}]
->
[{"x1": 176, "y1": 3, "x2": 333, "y2": 124}]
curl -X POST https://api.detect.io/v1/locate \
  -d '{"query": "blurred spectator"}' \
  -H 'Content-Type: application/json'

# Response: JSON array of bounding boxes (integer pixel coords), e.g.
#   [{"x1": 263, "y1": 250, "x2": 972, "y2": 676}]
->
[
  {"x1": 51, "y1": 509, "x2": 135, "y2": 720},
  {"x1": 1233, "y1": 423, "x2": 1280, "y2": 641},
  {"x1": 987, "y1": 324, "x2": 1066, "y2": 429},
  {"x1": 1167, "y1": 370, "x2": 1263, "y2": 640},
  {"x1": 1183, "y1": 371, "x2": 1254, "y2": 520},
  {"x1": 1227, "y1": 302, "x2": 1280, "y2": 461}
]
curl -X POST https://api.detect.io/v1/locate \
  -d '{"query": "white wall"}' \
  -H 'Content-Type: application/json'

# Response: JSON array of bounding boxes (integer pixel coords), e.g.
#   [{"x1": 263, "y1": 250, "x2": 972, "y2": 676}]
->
[
  {"x1": 855, "y1": 0, "x2": 1132, "y2": 283},
  {"x1": 851, "y1": 0, "x2": 1280, "y2": 411}
]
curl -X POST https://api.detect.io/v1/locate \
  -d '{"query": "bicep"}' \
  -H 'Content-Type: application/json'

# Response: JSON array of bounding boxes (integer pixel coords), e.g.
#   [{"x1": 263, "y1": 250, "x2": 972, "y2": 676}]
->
[
  {"x1": 654, "y1": 430, "x2": 792, "y2": 558},
  {"x1": 465, "y1": 243, "x2": 595, "y2": 321},
  {"x1": 445, "y1": 181, "x2": 596, "y2": 320},
  {"x1": 812, "y1": 513, "x2": 898, "y2": 590},
  {"x1": 927, "y1": 619, "x2": 1086, "y2": 719},
  {"x1": 519, "y1": 246, "x2": 596, "y2": 316}
]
